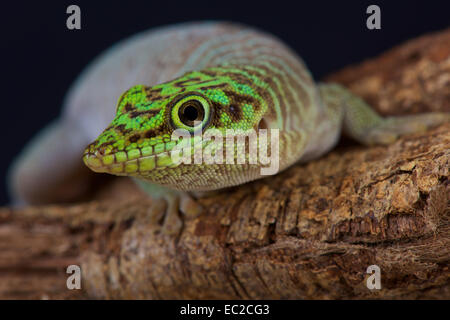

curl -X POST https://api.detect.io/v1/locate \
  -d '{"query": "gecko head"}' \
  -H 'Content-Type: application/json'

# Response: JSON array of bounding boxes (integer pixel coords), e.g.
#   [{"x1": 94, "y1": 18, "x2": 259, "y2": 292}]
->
[{"x1": 83, "y1": 69, "x2": 271, "y2": 191}]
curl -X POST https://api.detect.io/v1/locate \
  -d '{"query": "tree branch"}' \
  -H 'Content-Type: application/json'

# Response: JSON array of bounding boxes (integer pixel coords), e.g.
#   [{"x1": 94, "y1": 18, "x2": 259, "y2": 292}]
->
[{"x1": 1, "y1": 28, "x2": 449, "y2": 299}]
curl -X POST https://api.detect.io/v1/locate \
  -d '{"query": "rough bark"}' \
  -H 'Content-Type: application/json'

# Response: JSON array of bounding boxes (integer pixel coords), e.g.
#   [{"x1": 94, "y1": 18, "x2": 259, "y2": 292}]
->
[{"x1": 1, "y1": 29, "x2": 449, "y2": 300}]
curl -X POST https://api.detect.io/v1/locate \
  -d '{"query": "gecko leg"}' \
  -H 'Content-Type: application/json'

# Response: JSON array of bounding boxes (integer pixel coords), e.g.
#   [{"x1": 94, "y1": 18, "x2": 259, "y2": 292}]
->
[
  {"x1": 321, "y1": 83, "x2": 450, "y2": 145},
  {"x1": 134, "y1": 179, "x2": 202, "y2": 235}
]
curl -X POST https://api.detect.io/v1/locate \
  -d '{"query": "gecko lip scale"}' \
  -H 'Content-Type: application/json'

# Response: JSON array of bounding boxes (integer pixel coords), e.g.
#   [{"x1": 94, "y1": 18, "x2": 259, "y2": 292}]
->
[
  {"x1": 82, "y1": 149, "x2": 179, "y2": 175},
  {"x1": 82, "y1": 137, "x2": 206, "y2": 175}
]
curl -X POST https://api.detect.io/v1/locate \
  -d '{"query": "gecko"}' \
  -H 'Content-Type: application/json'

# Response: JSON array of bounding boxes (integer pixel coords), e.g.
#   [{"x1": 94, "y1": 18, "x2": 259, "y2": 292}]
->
[{"x1": 9, "y1": 22, "x2": 449, "y2": 235}]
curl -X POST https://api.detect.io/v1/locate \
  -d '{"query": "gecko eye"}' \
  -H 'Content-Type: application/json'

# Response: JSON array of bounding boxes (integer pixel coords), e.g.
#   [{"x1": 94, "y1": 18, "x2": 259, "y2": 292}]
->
[{"x1": 171, "y1": 94, "x2": 211, "y2": 132}]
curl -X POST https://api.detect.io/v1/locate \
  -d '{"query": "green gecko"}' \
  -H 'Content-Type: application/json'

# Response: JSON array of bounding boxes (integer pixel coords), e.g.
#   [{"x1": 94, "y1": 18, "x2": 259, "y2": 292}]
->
[{"x1": 9, "y1": 22, "x2": 449, "y2": 235}]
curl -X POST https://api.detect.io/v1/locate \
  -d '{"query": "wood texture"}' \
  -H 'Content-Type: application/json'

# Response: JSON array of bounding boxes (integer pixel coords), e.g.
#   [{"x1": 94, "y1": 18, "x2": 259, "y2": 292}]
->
[{"x1": 1, "y1": 28, "x2": 449, "y2": 300}]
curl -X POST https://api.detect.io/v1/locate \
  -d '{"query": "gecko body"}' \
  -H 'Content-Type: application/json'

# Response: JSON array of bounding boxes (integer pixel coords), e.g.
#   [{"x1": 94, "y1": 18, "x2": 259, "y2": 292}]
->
[{"x1": 9, "y1": 22, "x2": 449, "y2": 233}]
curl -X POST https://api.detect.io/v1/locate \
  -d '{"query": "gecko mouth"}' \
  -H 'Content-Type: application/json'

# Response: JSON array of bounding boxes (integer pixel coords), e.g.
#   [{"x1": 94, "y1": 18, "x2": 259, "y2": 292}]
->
[
  {"x1": 83, "y1": 142, "x2": 182, "y2": 176},
  {"x1": 83, "y1": 150, "x2": 174, "y2": 176}
]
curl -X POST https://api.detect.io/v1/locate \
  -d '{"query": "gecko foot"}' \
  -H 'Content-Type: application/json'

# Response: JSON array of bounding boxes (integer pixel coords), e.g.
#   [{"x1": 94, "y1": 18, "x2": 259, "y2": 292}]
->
[
  {"x1": 366, "y1": 112, "x2": 450, "y2": 145},
  {"x1": 148, "y1": 192, "x2": 203, "y2": 236}
]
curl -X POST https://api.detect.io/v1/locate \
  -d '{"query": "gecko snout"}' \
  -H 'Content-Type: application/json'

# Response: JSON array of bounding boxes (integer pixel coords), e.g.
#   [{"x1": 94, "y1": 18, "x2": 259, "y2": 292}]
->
[{"x1": 82, "y1": 147, "x2": 109, "y2": 173}]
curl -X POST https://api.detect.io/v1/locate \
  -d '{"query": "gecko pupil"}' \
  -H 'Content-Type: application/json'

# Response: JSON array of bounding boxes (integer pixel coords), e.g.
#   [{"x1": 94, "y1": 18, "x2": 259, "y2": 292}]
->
[
  {"x1": 184, "y1": 106, "x2": 198, "y2": 120},
  {"x1": 179, "y1": 100, "x2": 205, "y2": 126}
]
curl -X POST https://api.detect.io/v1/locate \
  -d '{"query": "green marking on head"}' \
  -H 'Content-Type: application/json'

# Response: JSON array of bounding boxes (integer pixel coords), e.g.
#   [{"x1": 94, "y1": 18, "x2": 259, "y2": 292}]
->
[{"x1": 83, "y1": 67, "x2": 269, "y2": 183}]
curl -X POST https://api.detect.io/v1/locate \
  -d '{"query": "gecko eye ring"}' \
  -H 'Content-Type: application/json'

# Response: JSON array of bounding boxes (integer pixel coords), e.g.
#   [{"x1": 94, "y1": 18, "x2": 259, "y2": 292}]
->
[{"x1": 170, "y1": 94, "x2": 211, "y2": 133}]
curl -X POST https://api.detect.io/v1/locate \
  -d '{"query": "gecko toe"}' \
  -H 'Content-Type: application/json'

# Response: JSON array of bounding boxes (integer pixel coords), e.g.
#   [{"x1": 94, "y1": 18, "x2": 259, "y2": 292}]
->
[
  {"x1": 180, "y1": 194, "x2": 203, "y2": 219},
  {"x1": 148, "y1": 198, "x2": 167, "y2": 224},
  {"x1": 161, "y1": 196, "x2": 183, "y2": 235}
]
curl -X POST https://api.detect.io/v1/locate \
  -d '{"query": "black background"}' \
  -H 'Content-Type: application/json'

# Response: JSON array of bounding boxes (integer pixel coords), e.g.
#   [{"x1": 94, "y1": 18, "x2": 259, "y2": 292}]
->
[
  {"x1": 0, "y1": 300, "x2": 445, "y2": 318},
  {"x1": 1, "y1": 0, "x2": 449, "y2": 205}
]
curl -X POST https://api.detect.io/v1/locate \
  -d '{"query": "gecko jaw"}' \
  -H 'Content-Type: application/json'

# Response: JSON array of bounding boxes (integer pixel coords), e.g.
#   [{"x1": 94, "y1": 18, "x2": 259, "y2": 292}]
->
[
  {"x1": 83, "y1": 148, "x2": 178, "y2": 176},
  {"x1": 83, "y1": 136, "x2": 212, "y2": 177}
]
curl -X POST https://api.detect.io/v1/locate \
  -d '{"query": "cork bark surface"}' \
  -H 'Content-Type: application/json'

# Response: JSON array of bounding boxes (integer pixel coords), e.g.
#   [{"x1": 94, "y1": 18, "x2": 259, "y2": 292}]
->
[{"x1": 1, "y1": 28, "x2": 449, "y2": 300}]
